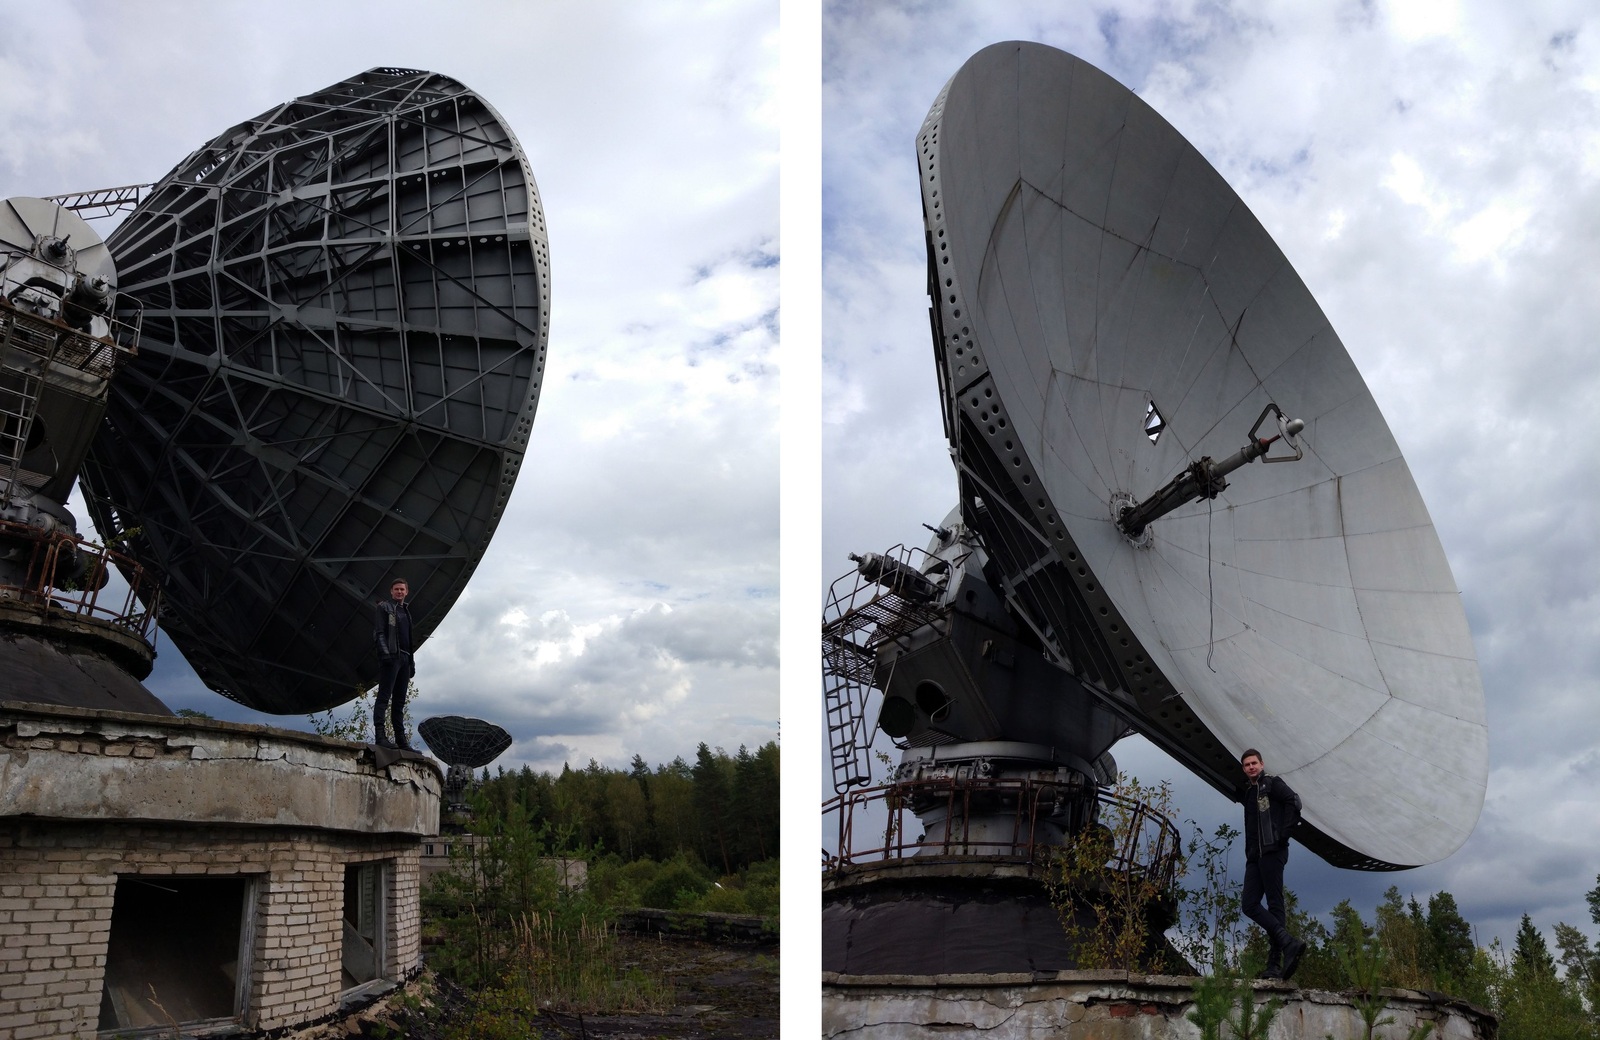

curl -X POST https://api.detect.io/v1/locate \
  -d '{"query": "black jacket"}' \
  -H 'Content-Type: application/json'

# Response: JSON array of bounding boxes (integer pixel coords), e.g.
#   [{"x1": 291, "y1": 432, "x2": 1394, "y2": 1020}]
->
[
  {"x1": 373, "y1": 599, "x2": 412, "y2": 659},
  {"x1": 1241, "y1": 773, "x2": 1301, "y2": 861}
]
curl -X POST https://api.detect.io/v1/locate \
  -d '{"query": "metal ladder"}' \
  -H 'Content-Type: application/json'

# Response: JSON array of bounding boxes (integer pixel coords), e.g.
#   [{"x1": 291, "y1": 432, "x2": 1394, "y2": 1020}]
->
[
  {"x1": 822, "y1": 631, "x2": 876, "y2": 792},
  {"x1": 821, "y1": 543, "x2": 953, "y2": 794}
]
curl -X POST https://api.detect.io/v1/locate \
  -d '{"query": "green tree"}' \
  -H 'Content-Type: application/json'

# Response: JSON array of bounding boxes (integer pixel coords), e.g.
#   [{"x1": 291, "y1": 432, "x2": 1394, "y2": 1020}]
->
[
  {"x1": 1492, "y1": 933, "x2": 1593, "y2": 1040},
  {"x1": 692, "y1": 743, "x2": 734, "y2": 874},
  {"x1": 1513, "y1": 914, "x2": 1557, "y2": 979},
  {"x1": 628, "y1": 753, "x2": 654, "y2": 858},
  {"x1": 731, "y1": 742, "x2": 779, "y2": 865},
  {"x1": 1553, "y1": 921, "x2": 1600, "y2": 1013},
  {"x1": 1376, "y1": 886, "x2": 1430, "y2": 989},
  {"x1": 650, "y1": 758, "x2": 697, "y2": 860},
  {"x1": 1425, "y1": 891, "x2": 1474, "y2": 990},
  {"x1": 603, "y1": 769, "x2": 650, "y2": 860}
]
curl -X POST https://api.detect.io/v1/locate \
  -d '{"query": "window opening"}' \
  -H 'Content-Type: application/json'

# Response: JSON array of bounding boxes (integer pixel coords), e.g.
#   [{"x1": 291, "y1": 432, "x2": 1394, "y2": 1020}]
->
[
  {"x1": 98, "y1": 875, "x2": 250, "y2": 1031},
  {"x1": 1143, "y1": 400, "x2": 1166, "y2": 444}
]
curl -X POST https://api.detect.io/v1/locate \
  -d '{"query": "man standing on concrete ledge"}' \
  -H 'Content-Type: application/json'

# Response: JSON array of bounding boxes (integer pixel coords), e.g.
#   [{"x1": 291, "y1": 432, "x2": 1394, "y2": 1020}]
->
[
  {"x1": 373, "y1": 578, "x2": 415, "y2": 750},
  {"x1": 1240, "y1": 748, "x2": 1306, "y2": 980}
]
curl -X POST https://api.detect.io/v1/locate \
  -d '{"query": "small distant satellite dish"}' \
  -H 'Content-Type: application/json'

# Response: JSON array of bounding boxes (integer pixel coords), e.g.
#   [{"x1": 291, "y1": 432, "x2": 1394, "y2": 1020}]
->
[
  {"x1": 79, "y1": 68, "x2": 551, "y2": 714},
  {"x1": 918, "y1": 42, "x2": 1486, "y2": 869},
  {"x1": 417, "y1": 715, "x2": 513, "y2": 769},
  {"x1": 418, "y1": 714, "x2": 513, "y2": 808}
]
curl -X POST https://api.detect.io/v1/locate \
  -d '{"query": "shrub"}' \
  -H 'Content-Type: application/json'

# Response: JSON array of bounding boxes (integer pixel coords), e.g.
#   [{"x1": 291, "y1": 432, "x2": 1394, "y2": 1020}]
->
[{"x1": 640, "y1": 856, "x2": 712, "y2": 910}]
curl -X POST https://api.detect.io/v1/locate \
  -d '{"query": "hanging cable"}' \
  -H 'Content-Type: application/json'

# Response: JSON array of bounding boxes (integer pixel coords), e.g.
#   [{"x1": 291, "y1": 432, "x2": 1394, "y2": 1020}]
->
[{"x1": 1206, "y1": 495, "x2": 1218, "y2": 672}]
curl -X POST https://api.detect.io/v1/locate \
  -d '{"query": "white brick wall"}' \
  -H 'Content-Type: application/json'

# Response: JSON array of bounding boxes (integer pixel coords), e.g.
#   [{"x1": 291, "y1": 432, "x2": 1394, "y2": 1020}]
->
[{"x1": 0, "y1": 823, "x2": 425, "y2": 1037}]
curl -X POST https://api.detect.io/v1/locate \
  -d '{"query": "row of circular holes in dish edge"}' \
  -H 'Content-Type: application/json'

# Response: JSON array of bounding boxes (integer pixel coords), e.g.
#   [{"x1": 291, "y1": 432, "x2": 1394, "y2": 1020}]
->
[{"x1": 923, "y1": 124, "x2": 1173, "y2": 713}]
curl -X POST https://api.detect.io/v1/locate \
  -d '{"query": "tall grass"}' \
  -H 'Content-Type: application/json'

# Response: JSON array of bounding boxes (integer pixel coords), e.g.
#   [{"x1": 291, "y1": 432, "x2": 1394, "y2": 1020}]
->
[
  {"x1": 507, "y1": 911, "x2": 674, "y2": 1012},
  {"x1": 435, "y1": 911, "x2": 674, "y2": 1039}
]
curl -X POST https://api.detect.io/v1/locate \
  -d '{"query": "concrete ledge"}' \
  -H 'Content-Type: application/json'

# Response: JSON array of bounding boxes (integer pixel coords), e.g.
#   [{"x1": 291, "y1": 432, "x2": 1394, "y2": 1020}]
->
[
  {"x1": 823, "y1": 970, "x2": 1495, "y2": 1039},
  {"x1": 0, "y1": 700, "x2": 442, "y2": 835}
]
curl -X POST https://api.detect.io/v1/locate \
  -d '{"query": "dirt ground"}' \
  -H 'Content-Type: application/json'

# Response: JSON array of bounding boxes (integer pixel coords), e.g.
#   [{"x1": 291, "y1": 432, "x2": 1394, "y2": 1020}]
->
[
  {"x1": 319, "y1": 932, "x2": 779, "y2": 1040},
  {"x1": 538, "y1": 934, "x2": 780, "y2": 1040}
]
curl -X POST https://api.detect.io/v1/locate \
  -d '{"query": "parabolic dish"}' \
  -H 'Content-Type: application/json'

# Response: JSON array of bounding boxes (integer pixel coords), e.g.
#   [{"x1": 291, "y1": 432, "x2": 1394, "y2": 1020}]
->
[
  {"x1": 0, "y1": 196, "x2": 115, "y2": 288},
  {"x1": 79, "y1": 68, "x2": 550, "y2": 714},
  {"x1": 919, "y1": 42, "x2": 1486, "y2": 869},
  {"x1": 417, "y1": 715, "x2": 513, "y2": 769}
]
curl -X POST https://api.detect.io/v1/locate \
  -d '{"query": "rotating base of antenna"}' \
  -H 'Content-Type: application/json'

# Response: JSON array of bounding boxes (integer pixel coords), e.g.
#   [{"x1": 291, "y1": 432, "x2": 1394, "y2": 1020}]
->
[{"x1": 824, "y1": 740, "x2": 1184, "y2": 975}]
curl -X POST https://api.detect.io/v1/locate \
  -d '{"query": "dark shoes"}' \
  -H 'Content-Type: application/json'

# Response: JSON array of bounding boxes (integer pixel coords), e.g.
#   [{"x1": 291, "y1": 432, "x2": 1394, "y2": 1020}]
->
[
  {"x1": 1281, "y1": 937, "x2": 1308, "y2": 981},
  {"x1": 1255, "y1": 935, "x2": 1306, "y2": 982},
  {"x1": 374, "y1": 732, "x2": 396, "y2": 749}
]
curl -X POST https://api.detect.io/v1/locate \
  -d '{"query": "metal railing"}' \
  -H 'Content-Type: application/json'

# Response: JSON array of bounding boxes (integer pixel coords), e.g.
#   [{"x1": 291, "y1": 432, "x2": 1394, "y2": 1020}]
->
[
  {"x1": 822, "y1": 776, "x2": 1182, "y2": 891},
  {"x1": 0, "y1": 273, "x2": 143, "y2": 508},
  {"x1": 0, "y1": 517, "x2": 160, "y2": 645},
  {"x1": 0, "y1": 267, "x2": 142, "y2": 370}
]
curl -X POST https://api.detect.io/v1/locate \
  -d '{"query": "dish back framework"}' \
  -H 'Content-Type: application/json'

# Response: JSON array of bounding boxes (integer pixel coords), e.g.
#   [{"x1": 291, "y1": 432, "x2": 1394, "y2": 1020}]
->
[{"x1": 79, "y1": 68, "x2": 551, "y2": 714}]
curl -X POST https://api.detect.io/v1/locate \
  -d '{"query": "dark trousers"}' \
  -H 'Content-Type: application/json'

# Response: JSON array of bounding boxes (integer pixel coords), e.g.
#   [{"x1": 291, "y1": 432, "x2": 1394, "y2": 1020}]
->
[
  {"x1": 374, "y1": 652, "x2": 413, "y2": 742},
  {"x1": 1242, "y1": 850, "x2": 1291, "y2": 949}
]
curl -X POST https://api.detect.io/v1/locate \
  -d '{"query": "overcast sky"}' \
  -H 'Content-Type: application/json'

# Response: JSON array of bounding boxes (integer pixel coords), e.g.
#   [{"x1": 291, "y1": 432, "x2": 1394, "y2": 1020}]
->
[
  {"x1": 823, "y1": 0, "x2": 1600, "y2": 955},
  {"x1": 0, "y1": 1, "x2": 779, "y2": 776}
]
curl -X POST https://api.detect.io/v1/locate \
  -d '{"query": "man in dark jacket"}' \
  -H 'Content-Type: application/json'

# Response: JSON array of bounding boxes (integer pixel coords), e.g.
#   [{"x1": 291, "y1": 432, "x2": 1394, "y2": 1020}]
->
[
  {"x1": 372, "y1": 578, "x2": 414, "y2": 750},
  {"x1": 1240, "y1": 748, "x2": 1306, "y2": 980}
]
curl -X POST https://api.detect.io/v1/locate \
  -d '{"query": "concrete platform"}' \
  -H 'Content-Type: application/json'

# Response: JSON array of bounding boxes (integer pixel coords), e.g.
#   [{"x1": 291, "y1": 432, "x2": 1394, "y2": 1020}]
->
[{"x1": 823, "y1": 970, "x2": 1495, "y2": 1039}]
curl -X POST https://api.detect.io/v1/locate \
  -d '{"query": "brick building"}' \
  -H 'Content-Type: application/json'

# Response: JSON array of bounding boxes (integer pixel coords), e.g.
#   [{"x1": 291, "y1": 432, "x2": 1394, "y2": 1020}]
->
[{"x1": 0, "y1": 701, "x2": 441, "y2": 1037}]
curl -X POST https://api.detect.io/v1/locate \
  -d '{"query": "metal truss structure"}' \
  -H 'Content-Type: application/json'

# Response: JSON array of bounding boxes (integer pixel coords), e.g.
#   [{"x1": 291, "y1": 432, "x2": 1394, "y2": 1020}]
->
[
  {"x1": 42, "y1": 185, "x2": 149, "y2": 222},
  {"x1": 79, "y1": 69, "x2": 551, "y2": 713}
]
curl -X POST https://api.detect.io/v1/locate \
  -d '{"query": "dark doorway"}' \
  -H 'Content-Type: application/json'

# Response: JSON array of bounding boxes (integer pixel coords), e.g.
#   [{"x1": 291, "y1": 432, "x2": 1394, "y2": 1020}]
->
[
  {"x1": 342, "y1": 861, "x2": 386, "y2": 989},
  {"x1": 98, "y1": 874, "x2": 249, "y2": 1030}
]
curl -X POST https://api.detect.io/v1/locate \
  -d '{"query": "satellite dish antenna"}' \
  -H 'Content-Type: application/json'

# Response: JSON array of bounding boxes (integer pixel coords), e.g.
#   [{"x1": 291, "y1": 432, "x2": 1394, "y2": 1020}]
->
[
  {"x1": 417, "y1": 714, "x2": 513, "y2": 807},
  {"x1": 76, "y1": 68, "x2": 551, "y2": 714},
  {"x1": 916, "y1": 41, "x2": 1486, "y2": 870},
  {"x1": 418, "y1": 714, "x2": 514, "y2": 768}
]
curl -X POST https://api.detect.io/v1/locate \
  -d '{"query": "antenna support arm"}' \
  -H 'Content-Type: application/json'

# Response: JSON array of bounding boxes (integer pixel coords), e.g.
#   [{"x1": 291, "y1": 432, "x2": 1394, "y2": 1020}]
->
[{"x1": 1117, "y1": 404, "x2": 1304, "y2": 539}]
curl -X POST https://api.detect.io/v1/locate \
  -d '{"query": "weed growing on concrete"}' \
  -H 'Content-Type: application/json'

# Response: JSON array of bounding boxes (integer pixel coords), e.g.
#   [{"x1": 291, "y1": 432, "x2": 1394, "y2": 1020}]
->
[
  {"x1": 1046, "y1": 775, "x2": 1181, "y2": 971},
  {"x1": 1186, "y1": 946, "x2": 1283, "y2": 1040},
  {"x1": 1171, "y1": 821, "x2": 1245, "y2": 973},
  {"x1": 1226, "y1": 977, "x2": 1284, "y2": 1039},
  {"x1": 1186, "y1": 958, "x2": 1240, "y2": 1040}
]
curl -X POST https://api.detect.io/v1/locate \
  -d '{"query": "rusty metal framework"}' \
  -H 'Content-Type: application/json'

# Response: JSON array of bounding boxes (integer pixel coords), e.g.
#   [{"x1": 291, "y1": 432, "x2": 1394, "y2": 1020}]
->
[
  {"x1": 821, "y1": 542, "x2": 964, "y2": 793},
  {"x1": 822, "y1": 776, "x2": 1181, "y2": 887},
  {"x1": 0, "y1": 518, "x2": 161, "y2": 644}
]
